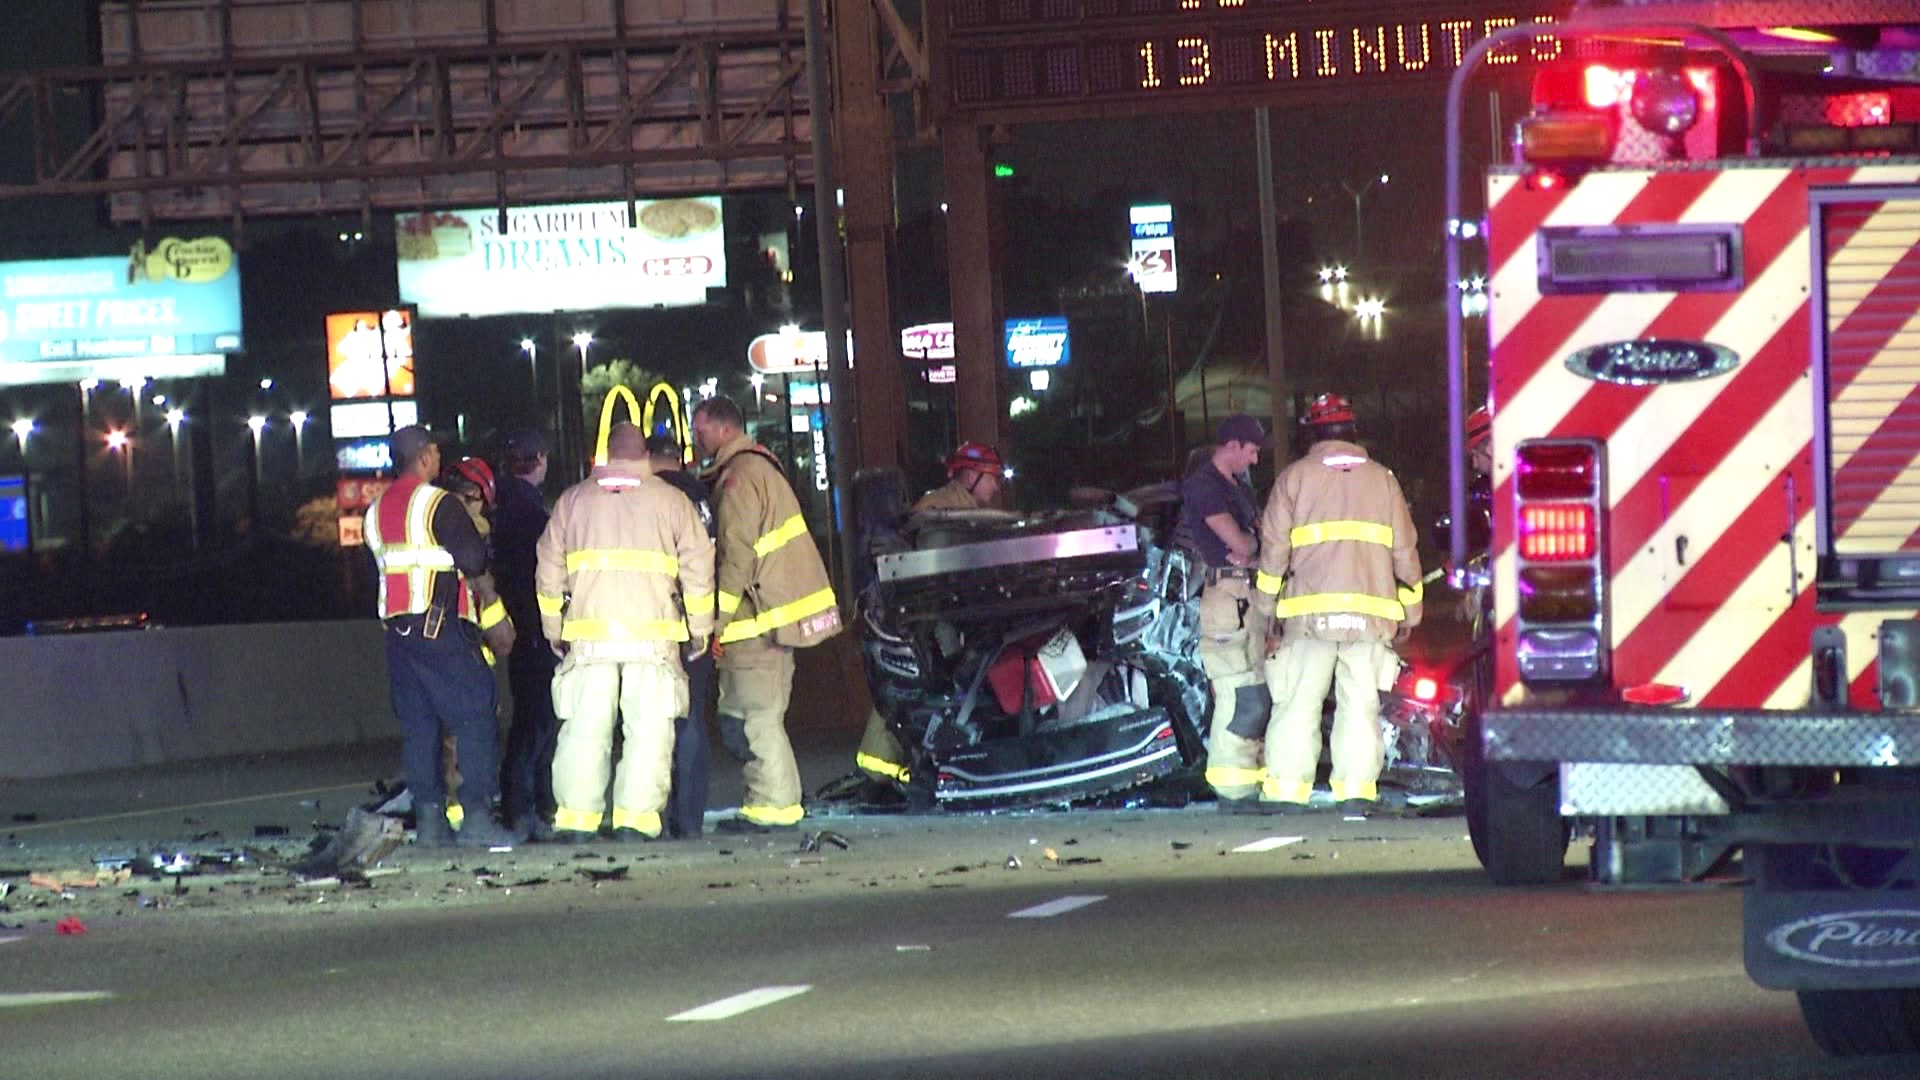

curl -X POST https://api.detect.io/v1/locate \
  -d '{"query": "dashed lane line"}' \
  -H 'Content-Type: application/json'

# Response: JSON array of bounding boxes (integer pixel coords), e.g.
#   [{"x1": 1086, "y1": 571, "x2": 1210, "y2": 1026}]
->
[
  {"x1": 1008, "y1": 895, "x2": 1107, "y2": 919},
  {"x1": 0, "y1": 991, "x2": 114, "y2": 1008},
  {"x1": 1232, "y1": 836, "x2": 1306, "y2": 853},
  {"x1": 667, "y1": 985, "x2": 812, "y2": 1022}
]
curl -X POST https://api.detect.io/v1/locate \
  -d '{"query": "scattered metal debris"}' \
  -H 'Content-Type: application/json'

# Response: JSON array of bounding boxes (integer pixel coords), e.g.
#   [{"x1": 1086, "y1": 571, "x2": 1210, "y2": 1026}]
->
[
  {"x1": 577, "y1": 865, "x2": 629, "y2": 883},
  {"x1": 253, "y1": 824, "x2": 289, "y2": 838},
  {"x1": 1170, "y1": 841, "x2": 1192, "y2": 850},
  {"x1": 288, "y1": 808, "x2": 405, "y2": 881},
  {"x1": 798, "y1": 829, "x2": 850, "y2": 853}
]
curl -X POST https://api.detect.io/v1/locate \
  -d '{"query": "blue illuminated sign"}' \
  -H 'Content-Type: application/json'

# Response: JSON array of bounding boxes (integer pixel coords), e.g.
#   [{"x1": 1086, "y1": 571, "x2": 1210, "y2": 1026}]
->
[
  {"x1": 0, "y1": 474, "x2": 26, "y2": 553},
  {"x1": 1004, "y1": 317, "x2": 1071, "y2": 369},
  {"x1": 0, "y1": 239, "x2": 243, "y2": 387}
]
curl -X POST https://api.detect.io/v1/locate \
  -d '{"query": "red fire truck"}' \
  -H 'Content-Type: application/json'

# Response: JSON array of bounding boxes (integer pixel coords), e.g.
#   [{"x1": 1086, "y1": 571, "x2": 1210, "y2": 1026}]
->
[{"x1": 1443, "y1": 2, "x2": 1920, "y2": 1055}]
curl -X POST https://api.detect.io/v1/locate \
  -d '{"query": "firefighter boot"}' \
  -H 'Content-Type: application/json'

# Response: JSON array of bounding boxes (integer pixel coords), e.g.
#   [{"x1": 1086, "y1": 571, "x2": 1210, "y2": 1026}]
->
[
  {"x1": 455, "y1": 803, "x2": 528, "y2": 848},
  {"x1": 414, "y1": 801, "x2": 455, "y2": 848}
]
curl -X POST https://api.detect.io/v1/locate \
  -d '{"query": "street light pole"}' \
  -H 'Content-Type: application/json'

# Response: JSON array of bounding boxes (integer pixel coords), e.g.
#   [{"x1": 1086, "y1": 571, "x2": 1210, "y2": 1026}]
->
[{"x1": 1340, "y1": 172, "x2": 1390, "y2": 263}]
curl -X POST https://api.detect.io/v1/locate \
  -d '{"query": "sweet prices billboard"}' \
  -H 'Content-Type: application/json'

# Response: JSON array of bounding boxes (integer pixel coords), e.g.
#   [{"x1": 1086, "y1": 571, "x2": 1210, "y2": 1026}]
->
[
  {"x1": 396, "y1": 198, "x2": 727, "y2": 317},
  {"x1": 0, "y1": 238, "x2": 242, "y2": 386}
]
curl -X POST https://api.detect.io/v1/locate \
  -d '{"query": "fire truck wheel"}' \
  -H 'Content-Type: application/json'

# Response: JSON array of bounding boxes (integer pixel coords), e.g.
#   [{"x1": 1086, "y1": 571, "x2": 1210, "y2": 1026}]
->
[
  {"x1": 1797, "y1": 988, "x2": 1920, "y2": 1056},
  {"x1": 1461, "y1": 708, "x2": 1568, "y2": 885}
]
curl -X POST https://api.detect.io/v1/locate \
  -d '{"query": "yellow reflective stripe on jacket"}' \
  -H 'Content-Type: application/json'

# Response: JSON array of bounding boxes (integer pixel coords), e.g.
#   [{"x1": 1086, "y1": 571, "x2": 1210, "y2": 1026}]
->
[
  {"x1": 480, "y1": 643, "x2": 497, "y2": 668},
  {"x1": 716, "y1": 586, "x2": 837, "y2": 644},
  {"x1": 739, "y1": 803, "x2": 805, "y2": 826},
  {"x1": 752, "y1": 514, "x2": 809, "y2": 558},
  {"x1": 718, "y1": 591, "x2": 742, "y2": 615},
  {"x1": 1289, "y1": 520, "x2": 1394, "y2": 548},
  {"x1": 1255, "y1": 570, "x2": 1284, "y2": 595},
  {"x1": 477, "y1": 600, "x2": 507, "y2": 630},
  {"x1": 537, "y1": 593, "x2": 565, "y2": 616},
  {"x1": 566, "y1": 548, "x2": 679, "y2": 576},
  {"x1": 1274, "y1": 592, "x2": 1406, "y2": 621},
  {"x1": 1397, "y1": 580, "x2": 1424, "y2": 606},
  {"x1": 561, "y1": 617, "x2": 690, "y2": 643},
  {"x1": 683, "y1": 591, "x2": 716, "y2": 619},
  {"x1": 856, "y1": 751, "x2": 911, "y2": 783}
]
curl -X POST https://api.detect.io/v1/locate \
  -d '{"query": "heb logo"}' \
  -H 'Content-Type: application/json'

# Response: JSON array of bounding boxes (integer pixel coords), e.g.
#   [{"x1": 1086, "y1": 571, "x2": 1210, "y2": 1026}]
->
[
  {"x1": 1565, "y1": 339, "x2": 1739, "y2": 385},
  {"x1": 1765, "y1": 910, "x2": 1920, "y2": 969},
  {"x1": 642, "y1": 256, "x2": 714, "y2": 277}
]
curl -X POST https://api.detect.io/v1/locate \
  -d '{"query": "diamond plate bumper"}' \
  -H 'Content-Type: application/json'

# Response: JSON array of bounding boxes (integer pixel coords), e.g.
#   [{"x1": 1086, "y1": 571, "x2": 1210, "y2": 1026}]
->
[{"x1": 1488, "y1": 708, "x2": 1920, "y2": 768}]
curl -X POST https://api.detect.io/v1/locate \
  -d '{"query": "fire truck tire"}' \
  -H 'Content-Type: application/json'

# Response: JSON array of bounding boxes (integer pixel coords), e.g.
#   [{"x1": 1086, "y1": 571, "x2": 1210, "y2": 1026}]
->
[
  {"x1": 1796, "y1": 989, "x2": 1920, "y2": 1056},
  {"x1": 1462, "y1": 709, "x2": 1568, "y2": 885}
]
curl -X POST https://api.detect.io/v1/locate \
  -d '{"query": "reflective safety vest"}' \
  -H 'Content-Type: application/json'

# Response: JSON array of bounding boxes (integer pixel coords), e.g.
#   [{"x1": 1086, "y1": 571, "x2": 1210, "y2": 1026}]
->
[{"x1": 365, "y1": 475, "x2": 477, "y2": 624}]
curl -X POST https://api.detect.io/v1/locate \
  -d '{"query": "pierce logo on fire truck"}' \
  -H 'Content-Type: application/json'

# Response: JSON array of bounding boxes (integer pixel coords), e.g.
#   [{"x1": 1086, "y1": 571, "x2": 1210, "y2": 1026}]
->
[
  {"x1": 1764, "y1": 910, "x2": 1920, "y2": 970},
  {"x1": 1564, "y1": 339, "x2": 1741, "y2": 385}
]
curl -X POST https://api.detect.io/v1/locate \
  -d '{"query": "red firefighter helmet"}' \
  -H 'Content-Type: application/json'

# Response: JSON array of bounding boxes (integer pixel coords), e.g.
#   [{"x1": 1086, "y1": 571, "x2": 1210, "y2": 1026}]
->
[
  {"x1": 446, "y1": 456, "x2": 496, "y2": 509},
  {"x1": 946, "y1": 441, "x2": 1004, "y2": 479},
  {"x1": 1467, "y1": 405, "x2": 1493, "y2": 450},
  {"x1": 1303, "y1": 393, "x2": 1356, "y2": 428}
]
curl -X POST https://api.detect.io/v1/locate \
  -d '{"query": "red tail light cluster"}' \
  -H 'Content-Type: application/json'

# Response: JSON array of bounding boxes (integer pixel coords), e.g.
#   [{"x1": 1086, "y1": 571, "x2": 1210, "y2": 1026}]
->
[{"x1": 1514, "y1": 439, "x2": 1608, "y2": 685}]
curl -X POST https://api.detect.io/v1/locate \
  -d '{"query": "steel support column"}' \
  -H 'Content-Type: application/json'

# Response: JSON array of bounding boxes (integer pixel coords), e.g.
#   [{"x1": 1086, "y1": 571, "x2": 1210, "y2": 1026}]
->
[
  {"x1": 942, "y1": 120, "x2": 1002, "y2": 451},
  {"x1": 836, "y1": 0, "x2": 906, "y2": 470}
]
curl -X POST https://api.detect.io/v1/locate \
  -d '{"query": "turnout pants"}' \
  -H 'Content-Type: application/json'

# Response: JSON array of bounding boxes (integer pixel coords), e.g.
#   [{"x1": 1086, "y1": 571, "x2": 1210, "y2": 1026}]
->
[
  {"x1": 1262, "y1": 637, "x2": 1395, "y2": 805},
  {"x1": 1196, "y1": 576, "x2": 1271, "y2": 801},
  {"x1": 549, "y1": 655, "x2": 687, "y2": 838},
  {"x1": 385, "y1": 619, "x2": 501, "y2": 815},
  {"x1": 668, "y1": 648, "x2": 715, "y2": 839},
  {"x1": 716, "y1": 636, "x2": 805, "y2": 826}
]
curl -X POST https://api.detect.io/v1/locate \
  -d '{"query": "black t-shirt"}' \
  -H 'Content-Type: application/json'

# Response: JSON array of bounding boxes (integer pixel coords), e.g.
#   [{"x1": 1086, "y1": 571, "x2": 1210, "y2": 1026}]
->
[{"x1": 1178, "y1": 462, "x2": 1258, "y2": 569}]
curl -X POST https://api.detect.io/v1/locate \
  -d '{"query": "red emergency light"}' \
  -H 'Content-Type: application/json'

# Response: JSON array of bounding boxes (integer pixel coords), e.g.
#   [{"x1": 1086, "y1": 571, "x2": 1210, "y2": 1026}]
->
[{"x1": 1519, "y1": 505, "x2": 1596, "y2": 561}]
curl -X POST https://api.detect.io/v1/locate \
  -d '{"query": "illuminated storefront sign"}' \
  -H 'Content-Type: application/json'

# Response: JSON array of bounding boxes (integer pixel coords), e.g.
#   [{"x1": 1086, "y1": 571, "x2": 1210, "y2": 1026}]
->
[
  {"x1": 747, "y1": 328, "x2": 855, "y2": 375},
  {"x1": 326, "y1": 309, "x2": 415, "y2": 399},
  {"x1": 901, "y1": 321, "x2": 957, "y2": 383},
  {"x1": 1004, "y1": 317, "x2": 1070, "y2": 369},
  {"x1": 941, "y1": 2, "x2": 1569, "y2": 114},
  {"x1": 0, "y1": 239, "x2": 242, "y2": 386},
  {"x1": 329, "y1": 399, "x2": 419, "y2": 440},
  {"x1": 1128, "y1": 204, "x2": 1177, "y2": 294},
  {"x1": 396, "y1": 198, "x2": 726, "y2": 317}
]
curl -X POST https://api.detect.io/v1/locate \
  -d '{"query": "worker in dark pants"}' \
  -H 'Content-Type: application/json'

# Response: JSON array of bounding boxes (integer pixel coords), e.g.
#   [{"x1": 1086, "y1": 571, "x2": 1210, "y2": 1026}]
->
[
  {"x1": 366, "y1": 425, "x2": 522, "y2": 848},
  {"x1": 493, "y1": 429, "x2": 560, "y2": 840},
  {"x1": 649, "y1": 432, "x2": 716, "y2": 839}
]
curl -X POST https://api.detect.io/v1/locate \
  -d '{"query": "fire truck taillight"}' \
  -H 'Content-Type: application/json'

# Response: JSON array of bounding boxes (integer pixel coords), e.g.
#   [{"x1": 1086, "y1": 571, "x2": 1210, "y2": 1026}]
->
[
  {"x1": 1514, "y1": 438, "x2": 1608, "y2": 685},
  {"x1": 1518, "y1": 505, "x2": 1595, "y2": 561}
]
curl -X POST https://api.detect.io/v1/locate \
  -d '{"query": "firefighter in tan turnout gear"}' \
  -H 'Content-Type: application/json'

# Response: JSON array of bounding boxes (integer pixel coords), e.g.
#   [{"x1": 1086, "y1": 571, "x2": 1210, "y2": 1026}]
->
[
  {"x1": 692, "y1": 396, "x2": 842, "y2": 832},
  {"x1": 535, "y1": 422, "x2": 715, "y2": 842},
  {"x1": 1176, "y1": 414, "x2": 1275, "y2": 812},
  {"x1": 1257, "y1": 394, "x2": 1422, "y2": 816}
]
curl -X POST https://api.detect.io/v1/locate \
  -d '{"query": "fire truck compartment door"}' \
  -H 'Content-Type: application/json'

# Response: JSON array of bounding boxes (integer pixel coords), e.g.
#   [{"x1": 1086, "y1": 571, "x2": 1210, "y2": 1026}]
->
[{"x1": 1656, "y1": 467, "x2": 1807, "y2": 613}]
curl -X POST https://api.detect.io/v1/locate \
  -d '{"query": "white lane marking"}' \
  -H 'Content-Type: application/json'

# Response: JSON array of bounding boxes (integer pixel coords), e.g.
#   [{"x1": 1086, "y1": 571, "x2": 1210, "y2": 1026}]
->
[
  {"x1": 0, "y1": 935, "x2": 22, "y2": 945},
  {"x1": 667, "y1": 985, "x2": 811, "y2": 1022},
  {"x1": 1233, "y1": 836, "x2": 1306, "y2": 853},
  {"x1": 1008, "y1": 894, "x2": 1108, "y2": 919},
  {"x1": 0, "y1": 991, "x2": 114, "y2": 1008}
]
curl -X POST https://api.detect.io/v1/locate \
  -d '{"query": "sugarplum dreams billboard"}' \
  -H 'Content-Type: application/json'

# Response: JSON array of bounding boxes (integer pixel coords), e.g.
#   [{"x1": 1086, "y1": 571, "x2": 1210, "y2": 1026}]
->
[
  {"x1": 0, "y1": 239, "x2": 243, "y2": 387},
  {"x1": 396, "y1": 198, "x2": 727, "y2": 317}
]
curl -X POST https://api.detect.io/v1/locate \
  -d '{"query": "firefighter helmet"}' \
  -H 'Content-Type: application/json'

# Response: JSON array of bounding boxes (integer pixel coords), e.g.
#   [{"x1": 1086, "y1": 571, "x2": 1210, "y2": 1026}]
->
[
  {"x1": 1467, "y1": 405, "x2": 1493, "y2": 450},
  {"x1": 1303, "y1": 393, "x2": 1356, "y2": 428},
  {"x1": 446, "y1": 456, "x2": 496, "y2": 509},
  {"x1": 946, "y1": 441, "x2": 1004, "y2": 479}
]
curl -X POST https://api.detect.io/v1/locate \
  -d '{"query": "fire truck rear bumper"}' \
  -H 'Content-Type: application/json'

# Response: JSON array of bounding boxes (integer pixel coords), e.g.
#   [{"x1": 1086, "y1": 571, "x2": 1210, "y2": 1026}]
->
[{"x1": 1488, "y1": 708, "x2": 1920, "y2": 817}]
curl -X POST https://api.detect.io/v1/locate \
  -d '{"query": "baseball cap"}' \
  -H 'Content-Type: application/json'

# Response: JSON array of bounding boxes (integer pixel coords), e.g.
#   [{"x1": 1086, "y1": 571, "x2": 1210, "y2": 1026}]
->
[
  {"x1": 389, "y1": 424, "x2": 443, "y2": 466},
  {"x1": 506, "y1": 428, "x2": 549, "y2": 459},
  {"x1": 1215, "y1": 414, "x2": 1272, "y2": 449}
]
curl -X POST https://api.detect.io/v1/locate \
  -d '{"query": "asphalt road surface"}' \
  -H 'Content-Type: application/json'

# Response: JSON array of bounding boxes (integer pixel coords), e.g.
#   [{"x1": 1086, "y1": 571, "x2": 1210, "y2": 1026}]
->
[{"x1": 4, "y1": 736, "x2": 1918, "y2": 1080}]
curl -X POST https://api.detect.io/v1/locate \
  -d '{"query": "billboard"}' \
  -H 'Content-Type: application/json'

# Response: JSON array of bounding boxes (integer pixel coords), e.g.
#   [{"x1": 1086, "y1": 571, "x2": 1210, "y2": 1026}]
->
[
  {"x1": 0, "y1": 239, "x2": 243, "y2": 387},
  {"x1": 329, "y1": 399, "x2": 418, "y2": 440},
  {"x1": 396, "y1": 199, "x2": 726, "y2": 317},
  {"x1": 1004, "y1": 317, "x2": 1070, "y2": 369},
  {"x1": 747, "y1": 329, "x2": 855, "y2": 376},
  {"x1": 901, "y1": 321, "x2": 956, "y2": 385},
  {"x1": 326, "y1": 309, "x2": 415, "y2": 399}
]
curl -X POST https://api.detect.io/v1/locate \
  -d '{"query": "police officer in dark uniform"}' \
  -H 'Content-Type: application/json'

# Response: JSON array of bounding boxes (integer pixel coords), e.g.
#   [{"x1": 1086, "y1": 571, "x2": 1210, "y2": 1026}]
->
[
  {"x1": 648, "y1": 431, "x2": 718, "y2": 839},
  {"x1": 493, "y1": 429, "x2": 559, "y2": 839},
  {"x1": 1177, "y1": 414, "x2": 1275, "y2": 811}
]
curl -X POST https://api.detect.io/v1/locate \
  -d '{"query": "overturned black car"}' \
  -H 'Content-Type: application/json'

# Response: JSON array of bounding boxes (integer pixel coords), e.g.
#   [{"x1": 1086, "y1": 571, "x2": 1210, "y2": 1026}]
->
[
  {"x1": 851, "y1": 472, "x2": 1210, "y2": 810},
  {"x1": 847, "y1": 471, "x2": 1467, "y2": 812}
]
